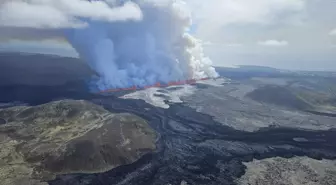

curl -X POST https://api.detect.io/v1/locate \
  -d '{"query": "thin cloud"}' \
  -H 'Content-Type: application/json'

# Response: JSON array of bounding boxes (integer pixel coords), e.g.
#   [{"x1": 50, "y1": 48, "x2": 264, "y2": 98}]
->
[
  {"x1": 224, "y1": 43, "x2": 243, "y2": 47},
  {"x1": 258, "y1": 40, "x2": 289, "y2": 47},
  {"x1": 202, "y1": 41, "x2": 243, "y2": 47},
  {"x1": 188, "y1": 0, "x2": 305, "y2": 25},
  {"x1": 330, "y1": 28, "x2": 336, "y2": 36},
  {"x1": 187, "y1": 0, "x2": 306, "y2": 39}
]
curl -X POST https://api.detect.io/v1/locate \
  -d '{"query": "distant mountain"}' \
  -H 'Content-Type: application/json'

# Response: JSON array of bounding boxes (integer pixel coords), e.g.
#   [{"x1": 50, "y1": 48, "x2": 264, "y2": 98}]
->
[
  {"x1": 214, "y1": 65, "x2": 284, "y2": 79},
  {"x1": 235, "y1": 65, "x2": 280, "y2": 72},
  {"x1": 0, "y1": 52, "x2": 94, "y2": 86},
  {"x1": 215, "y1": 65, "x2": 336, "y2": 80}
]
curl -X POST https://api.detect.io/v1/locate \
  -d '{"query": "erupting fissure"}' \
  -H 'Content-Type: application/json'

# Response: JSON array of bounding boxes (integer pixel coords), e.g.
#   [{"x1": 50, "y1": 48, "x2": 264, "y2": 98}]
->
[{"x1": 99, "y1": 77, "x2": 211, "y2": 93}]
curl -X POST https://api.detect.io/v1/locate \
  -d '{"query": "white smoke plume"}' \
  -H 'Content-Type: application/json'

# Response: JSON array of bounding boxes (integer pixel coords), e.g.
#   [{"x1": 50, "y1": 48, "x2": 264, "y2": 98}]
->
[{"x1": 0, "y1": 0, "x2": 219, "y2": 89}]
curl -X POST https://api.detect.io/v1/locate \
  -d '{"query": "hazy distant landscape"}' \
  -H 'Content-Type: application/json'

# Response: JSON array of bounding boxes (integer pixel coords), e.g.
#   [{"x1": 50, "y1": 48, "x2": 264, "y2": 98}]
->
[{"x1": 0, "y1": 52, "x2": 93, "y2": 86}]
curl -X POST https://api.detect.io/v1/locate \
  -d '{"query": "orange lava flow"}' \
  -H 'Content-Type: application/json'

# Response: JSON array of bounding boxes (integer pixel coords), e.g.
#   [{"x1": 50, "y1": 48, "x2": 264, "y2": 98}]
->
[{"x1": 98, "y1": 78, "x2": 210, "y2": 94}]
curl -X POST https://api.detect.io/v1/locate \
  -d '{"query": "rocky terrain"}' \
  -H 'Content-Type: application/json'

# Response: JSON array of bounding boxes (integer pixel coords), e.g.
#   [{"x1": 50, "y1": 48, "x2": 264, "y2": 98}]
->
[
  {"x1": 238, "y1": 157, "x2": 336, "y2": 185},
  {"x1": 0, "y1": 100, "x2": 156, "y2": 185},
  {"x1": 182, "y1": 82, "x2": 336, "y2": 132},
  {"x1": 246, "y1": 78, "x2": 336, "y2": 114}
]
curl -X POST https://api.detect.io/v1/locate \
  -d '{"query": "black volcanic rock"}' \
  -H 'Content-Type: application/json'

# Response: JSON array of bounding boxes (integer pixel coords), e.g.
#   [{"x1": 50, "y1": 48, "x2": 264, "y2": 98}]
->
[
  {"x1": 0, "y1": 100, "x2": 156, "y2": 185},
  {"x1": 0, "y1": 117, "x2": 5, "y2": 125}
]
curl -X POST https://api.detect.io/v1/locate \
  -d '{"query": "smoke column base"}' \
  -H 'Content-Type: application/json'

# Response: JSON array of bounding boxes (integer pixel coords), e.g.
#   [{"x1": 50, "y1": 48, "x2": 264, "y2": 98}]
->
[{"x1": 98, "y1": 77, "x2": 213, "y2": 94}]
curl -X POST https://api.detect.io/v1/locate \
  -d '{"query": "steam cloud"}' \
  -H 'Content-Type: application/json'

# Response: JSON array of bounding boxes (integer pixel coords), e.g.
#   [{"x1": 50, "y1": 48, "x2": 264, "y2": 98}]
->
[{"x1": 0, "y1": 0, "x2": 219, "y2": 90}]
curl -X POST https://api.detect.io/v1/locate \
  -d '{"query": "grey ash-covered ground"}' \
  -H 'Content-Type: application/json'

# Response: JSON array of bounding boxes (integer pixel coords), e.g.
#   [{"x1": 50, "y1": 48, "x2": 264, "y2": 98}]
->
[
  {"x1": 238, "y1": 157, "x2": 336, "y2": 185},
  {"x1": 1, "y1": 53, "x2": 336, "y2": 185}
]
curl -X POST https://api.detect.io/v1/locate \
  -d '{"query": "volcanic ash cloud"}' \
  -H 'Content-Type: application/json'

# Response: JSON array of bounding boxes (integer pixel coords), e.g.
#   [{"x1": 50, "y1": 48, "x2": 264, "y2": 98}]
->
[{"x1": 0, "y1": 0, "x2": 219, "y2": 89}]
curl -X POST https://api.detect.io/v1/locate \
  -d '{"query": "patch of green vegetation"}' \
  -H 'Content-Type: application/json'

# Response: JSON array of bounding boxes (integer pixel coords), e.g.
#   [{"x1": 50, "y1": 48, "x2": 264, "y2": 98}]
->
[
  {"x1": 247, "y1": 85, "x2": 314, "y2": 111},
  {"x1": 0, "y1": 100, "x2": 156, "y2": 184},
  {"x1": 294, "y1": 89, "x2": 336, "y2": 112}
]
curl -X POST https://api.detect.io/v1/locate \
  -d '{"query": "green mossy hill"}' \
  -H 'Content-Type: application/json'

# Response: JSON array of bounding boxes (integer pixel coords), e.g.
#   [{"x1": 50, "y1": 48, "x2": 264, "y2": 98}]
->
[{"x1": 0, "y1": 100, "x2": 156, "y2": 185}]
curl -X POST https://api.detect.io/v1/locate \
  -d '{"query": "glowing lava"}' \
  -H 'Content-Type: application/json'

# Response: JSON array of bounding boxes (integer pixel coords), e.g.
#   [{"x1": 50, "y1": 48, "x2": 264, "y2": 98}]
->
[{"x1": 99, "y1": 77, "x2": 211, "y2": 93}]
